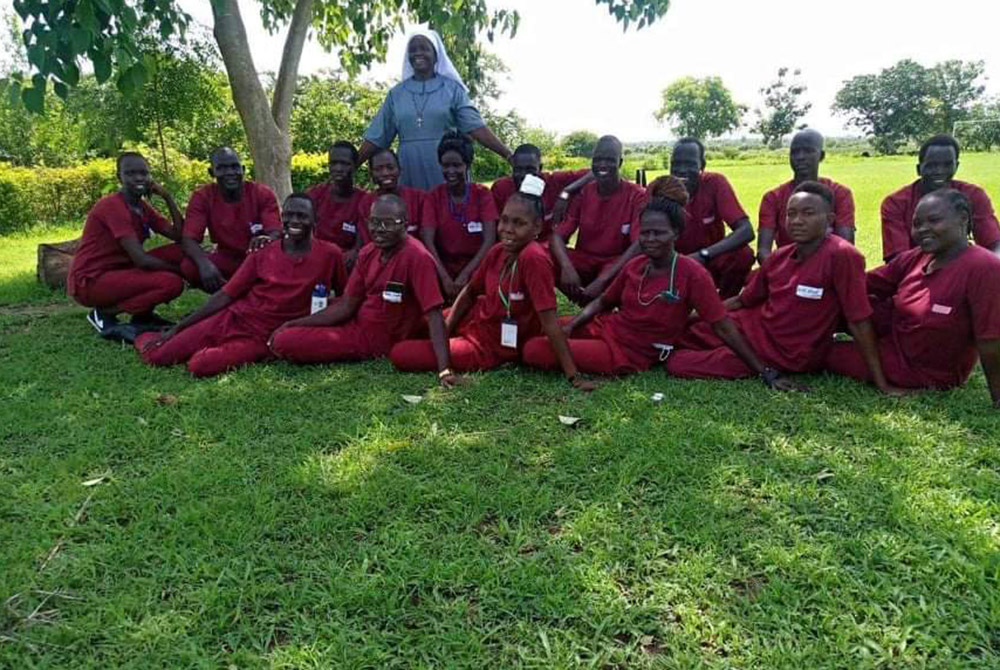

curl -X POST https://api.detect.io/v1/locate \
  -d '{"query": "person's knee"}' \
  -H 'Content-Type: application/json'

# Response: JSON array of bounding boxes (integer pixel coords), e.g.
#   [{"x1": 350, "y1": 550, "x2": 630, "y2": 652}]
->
[
  {"x1": 389, "y1": 340, "x2": 433, "y2": 371},
  {"x1": 187, "y1": 351, "x2": 225, "y2": 378},
  {"x1": 160, "y1": 273, "x2": 185, "y2": 301},
  {"x1": 522, "y1": 336, "x2": 555, "y2": 368}
]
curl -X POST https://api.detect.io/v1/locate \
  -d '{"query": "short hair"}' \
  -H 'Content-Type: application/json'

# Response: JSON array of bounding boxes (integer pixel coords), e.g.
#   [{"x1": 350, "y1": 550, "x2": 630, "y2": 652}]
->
[
  {"x1": 329, "y1": 140, "x2": 360, "y2": 163},
  {"x1": 924, "y1": 188, "x2": 973, "y2": 234},
  {"x1": 116, "y1": 151, "x2": 147, "y2": 173},
  {"x1": 508, "y1": 190, "x2": 545, "y2": 220},
  {"x1": 512, "y1": 144, "x2": 542, "y2": 161},
  {"x1": 372, "y1": 192, "x2": 408, "y2": 218},
  {"x1": 791, "y1": 180, "x2": 834, "y2": 210},
  {"x1": 641, "y1": 197, "x2": 687, "y2": 236},
  {"x1": 284, "y1": 192, "x2": 316, "y2": 220},
  {"x1": 919, "y1": 134, "x2": 960, "y2": 163},
  {"x1": 437, "y1": 130, "x2": 474, "y2": 165},
  {"x1": 369, "y1": 147, "x2": 400, "y2": 167},
  {"x1": 209, "y1": 146, "x2": 239, "y2": 165},
  {"x1": 674, "y1": 137, "x2": 706, "y2": 167}
]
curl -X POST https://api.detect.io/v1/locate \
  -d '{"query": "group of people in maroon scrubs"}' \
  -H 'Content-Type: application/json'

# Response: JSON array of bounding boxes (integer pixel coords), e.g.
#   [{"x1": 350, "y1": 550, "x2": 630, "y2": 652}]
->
[{"x1": 65, "y1": 130, "x2": 1000, "y2": 407}]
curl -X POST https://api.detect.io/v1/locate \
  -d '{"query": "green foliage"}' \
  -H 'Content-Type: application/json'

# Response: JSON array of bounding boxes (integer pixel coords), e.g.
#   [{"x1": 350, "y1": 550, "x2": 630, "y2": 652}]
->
[
  {"x1": 289, "y1": 73, "x2": 386, "y2": 155},
  {"x1": 751, "y1": 67, "x2": 811, "y2": 149},
  {"x1": 833, "y1": 59, "x2": 987, "y2": 154},
  {"x1": 0, "y1": 151, "x2": 207, "y2": 234},
  {"x1": 654, "y1": 76, "x2": 746, "y2": 139},
  {"x1": 561, "y1": 130, "x2": 600, "y2": 158},
  {"x1": 955, "y1": 98, "x2": 1000, "y2": 152},
  {"x1": 289, "y1": 152, "x2": 330, "y2": 192}
]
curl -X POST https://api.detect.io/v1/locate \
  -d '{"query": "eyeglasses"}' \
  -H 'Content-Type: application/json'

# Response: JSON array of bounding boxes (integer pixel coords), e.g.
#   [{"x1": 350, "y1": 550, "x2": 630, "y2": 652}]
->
[{"x1": 368, "y1": 218, "x2": 407, "y2": 231}]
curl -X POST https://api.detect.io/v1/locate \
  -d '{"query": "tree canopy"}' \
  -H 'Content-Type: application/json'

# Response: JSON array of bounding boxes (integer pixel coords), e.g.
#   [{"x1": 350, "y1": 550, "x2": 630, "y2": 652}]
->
[
  {"x1": 751, "y1": 67, "x2": 811, "y2": 149},
  {"x1": 654, "y1": 76, "x2": 745, "y2": 140}
]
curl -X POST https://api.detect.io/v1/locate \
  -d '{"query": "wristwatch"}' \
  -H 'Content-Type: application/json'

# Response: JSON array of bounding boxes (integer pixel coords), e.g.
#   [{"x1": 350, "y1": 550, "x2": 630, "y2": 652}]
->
[
  {"x1": 698, "y1": 248, "x2": 712, "y2": 262},
  {"x1": 558, "y1": 190, "x2": 571, "y2": 201},
  {"x1": 438, "y1": 368, "x2": 454, "y2": 379}
]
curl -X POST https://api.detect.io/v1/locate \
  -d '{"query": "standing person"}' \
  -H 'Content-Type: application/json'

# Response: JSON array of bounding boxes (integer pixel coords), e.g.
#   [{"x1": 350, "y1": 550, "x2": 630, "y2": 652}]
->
[
  {"x1": 420, "y1": 131, "x2": 498, "y2": 300},
  {"x1": 358, "y1": 28, "x2": 511, "y2": 190},
  {"x1": 135, "y1": 194, "x2": 347, "y2": 378},
  {"x1": 757, "y1": 129, "x2": 855, "y2": 263},
  {"x1": 490, "y1": 143, "x2": 592, "y2": 236},
  {"x1": 162, "y1": 147, "x2": 281, "y2": 292},
  {"x1": 306, "y1": 141, "x2": 367, "y2": 268},
  {"x1": 549, "y1": 135, "x2": 648, "y2": 303},
  {"x1": 391, "y1": 176, "x2": 596, "y2": 391},
  {"x1": 667, "y1": 182, "x2": 901, "y2": 394},
  {"x1": 827, "y1": 189, "x2": 1000, "y2": 406},
  {"x1": 67, "y1": 152, "x2": 185, "y2": 341},
  {"x1": 524, "y1": 179, "x2": 797, "y2": 388},
  {"x1": 270, "y1": 194, "x2": 462, "y2": 386},
  {"x1": 669, "y1": 137, "x2": 755, "y2": 298},
  {"x1": 881, "y1": 134, "x2": 1000, "y2": 262},
  {"x1": 357, "y1": 148, "x2": 425, "y2": 238}
]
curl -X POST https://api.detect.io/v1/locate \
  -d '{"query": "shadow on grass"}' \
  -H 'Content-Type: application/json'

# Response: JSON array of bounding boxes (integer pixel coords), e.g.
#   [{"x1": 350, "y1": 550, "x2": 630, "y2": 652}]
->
[{"x1": 2, "y1": 308, "x2": 1000, "y2": 668}]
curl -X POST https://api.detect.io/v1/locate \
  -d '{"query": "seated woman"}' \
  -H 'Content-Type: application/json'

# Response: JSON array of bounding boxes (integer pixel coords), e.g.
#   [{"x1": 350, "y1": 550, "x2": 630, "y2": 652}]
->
[
  {"x1": 357, "y1": 148, "x2": 425, "y2": 238},
  {"x1": 135, "y1": 194, "x2": 347, "y2": 378},
  {"x1": 420, "y1": 131, "x2": 498, "y2": 300},
  {"x1": 391, "y1": 175, "x2": 594, "y2": 391},
  {"x1": 825, "y1": 189, "x2": 1000, "y2": 406},
  {"x1": 666, "y1": 181, "x2": 901, "y2": 394},
  {"x1": 524, "y1": 177, "x2": 795, "y2": 387}
]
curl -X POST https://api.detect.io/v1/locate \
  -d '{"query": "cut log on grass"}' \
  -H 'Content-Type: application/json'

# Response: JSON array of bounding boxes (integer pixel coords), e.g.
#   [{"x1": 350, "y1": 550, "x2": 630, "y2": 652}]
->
[{"x1": 37, "y1": 239, "x2": 81, "y2": 289}]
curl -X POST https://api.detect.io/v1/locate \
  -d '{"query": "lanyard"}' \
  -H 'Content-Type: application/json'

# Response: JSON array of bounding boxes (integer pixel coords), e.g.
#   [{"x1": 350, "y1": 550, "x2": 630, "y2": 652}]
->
[
  {"x1": 448, "y1": 183, "x2": 471, "y2": 224},
  {"x1": 637, "y1": 253, "x2": 679, "y2": 306},
  {"x1": 497, "y1": 259, "x2": 518, "y2": 317}
]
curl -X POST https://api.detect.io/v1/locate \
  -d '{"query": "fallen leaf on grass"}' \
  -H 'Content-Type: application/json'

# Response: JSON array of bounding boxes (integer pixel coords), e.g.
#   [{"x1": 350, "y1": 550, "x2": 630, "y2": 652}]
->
[
  {"x1": 401, "y1": 395, "x2": 423, "y2": 405},
  {"x1": 81, "y1": 475, "x2": 108, "y2": 487},
  {"x1": 156, "y1": 394, "x2": 178, "y2": 406},
  {"x1": 558, "y1": 415, "x2": 582, "y2": 426},
  {"x1": 137, "y1": 417, "x2": 148, "y2": 426},
  {"x1": 815, "y1": 469, "x2": 835, "y2": 482}
]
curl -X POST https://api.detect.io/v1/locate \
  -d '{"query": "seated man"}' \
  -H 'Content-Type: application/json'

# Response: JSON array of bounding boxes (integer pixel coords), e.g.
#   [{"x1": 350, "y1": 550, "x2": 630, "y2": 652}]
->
[
  {"x1": 757, "y1": 129, "x2": 855, "y2": 263},
  {"x1": 167, "y1": 147, "x2": 281, "y2": 292},
  {"x1": 135, "y1": 194, "x2": 347, "y2": 378},
  {"x1": 306, "y1": 140, "x2": 367, "y2": 267},
  {"x1": 490, "y1": 143, "x2": 591, "y2": 237},
  {"x1": 667, "y1": 182, "x2": 901, "y2": 395},
  {"x1": 357, "y1": 148, "x2": 424, "y2": 237},
  {"x1": 881, "y1": 134, "x2": 1000, "y2": 262},
  {"x1": 270, "y1": 193, "x2": 461, "y2": 388},
  {"x1": 669, "y1": 137, "x2": 755, "y2": 298},
  {"x1": 67, "y1": 151, "x2": 185, "y2": 341},
  {"x1": 550, "y1": 135, "x2": 648, "y2": 303}
]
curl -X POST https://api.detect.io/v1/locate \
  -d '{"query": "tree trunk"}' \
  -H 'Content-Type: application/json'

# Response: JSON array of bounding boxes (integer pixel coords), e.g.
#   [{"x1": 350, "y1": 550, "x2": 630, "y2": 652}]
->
[{"x1": 210, "y1": 0, "x2": 295, "y2": 200}]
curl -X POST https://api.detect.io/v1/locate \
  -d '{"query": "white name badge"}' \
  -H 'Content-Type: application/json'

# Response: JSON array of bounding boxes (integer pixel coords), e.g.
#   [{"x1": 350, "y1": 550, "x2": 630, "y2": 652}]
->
[
  {"x1": 931, "y1": 303, "x2": 953, "y2": 315},
  {"x1": 509, "y1": 291, "x2": 525, "y2": 301},
  {"x1": 621, "y1": 223, "x2": 631, "y2": 235},
  {"x1": 501, "y1": 318, "x2": 518, "y2": 349},
  {"x1": 796, "y1": 284, "x2": 824, "y2": 300},
  {"x1": 342, "y1": 222, "x2": 357, "y2": 234},
  {"x1": 382, "y1": 290, "x2": 403, "y2": 303},
  {"x1": 467, "y1": 221, "x2": 483, "y2": 234}
]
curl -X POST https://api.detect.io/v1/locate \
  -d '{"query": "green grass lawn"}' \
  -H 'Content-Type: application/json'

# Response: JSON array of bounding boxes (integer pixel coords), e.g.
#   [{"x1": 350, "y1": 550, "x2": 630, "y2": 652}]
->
[{"x1": 3, "y1": 155, "x2": 1000, "y2": 668}]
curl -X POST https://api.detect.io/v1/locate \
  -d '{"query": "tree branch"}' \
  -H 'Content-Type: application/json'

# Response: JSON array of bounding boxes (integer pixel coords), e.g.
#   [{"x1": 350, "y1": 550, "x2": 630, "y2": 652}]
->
[{"x1": 272, "y1": 0, "x2": 314, "y2": 130}]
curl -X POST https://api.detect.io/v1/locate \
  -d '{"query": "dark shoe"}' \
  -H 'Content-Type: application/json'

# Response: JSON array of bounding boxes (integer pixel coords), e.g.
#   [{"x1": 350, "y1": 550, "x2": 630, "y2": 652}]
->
[
  {"x1": 104, "y1": 322, "x2": 140, "y2": 344},
  {"x1": 131, "y1": 312, "x2": 175, "y2": 329},
  {"x1": 86, "y1": 309, "x2": 119, "y2": 338}
]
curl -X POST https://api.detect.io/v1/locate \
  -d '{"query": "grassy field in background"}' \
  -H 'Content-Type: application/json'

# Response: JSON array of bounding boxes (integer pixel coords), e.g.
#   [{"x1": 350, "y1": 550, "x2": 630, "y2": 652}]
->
[{"x1": 2, "y1": 153, "x2": 1000, "y2": 668}]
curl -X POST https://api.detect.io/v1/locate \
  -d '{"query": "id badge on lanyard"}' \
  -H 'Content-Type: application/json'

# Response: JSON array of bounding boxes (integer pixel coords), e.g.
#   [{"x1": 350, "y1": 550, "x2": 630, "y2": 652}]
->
[{"x1": 498, "y1": 260, "x2": 519, "y2": 349}]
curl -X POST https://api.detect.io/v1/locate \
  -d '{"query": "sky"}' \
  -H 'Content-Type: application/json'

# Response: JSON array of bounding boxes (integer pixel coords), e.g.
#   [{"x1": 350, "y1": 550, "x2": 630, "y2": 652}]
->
[{"x1": 180, "y1": 0, "x2": 1000, "y2": 142}]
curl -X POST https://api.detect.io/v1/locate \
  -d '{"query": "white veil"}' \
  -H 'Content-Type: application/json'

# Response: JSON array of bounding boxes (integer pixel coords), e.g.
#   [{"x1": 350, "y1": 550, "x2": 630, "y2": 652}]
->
[{"x1": 401, "y1": 27, "x2": 467, "y2": 91}]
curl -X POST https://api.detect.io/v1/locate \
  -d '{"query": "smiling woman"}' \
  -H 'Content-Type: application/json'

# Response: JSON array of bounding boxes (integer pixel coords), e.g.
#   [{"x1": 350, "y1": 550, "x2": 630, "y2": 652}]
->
[{"x1": 357, "y1": 29, "x2": 512, "y2": 190}]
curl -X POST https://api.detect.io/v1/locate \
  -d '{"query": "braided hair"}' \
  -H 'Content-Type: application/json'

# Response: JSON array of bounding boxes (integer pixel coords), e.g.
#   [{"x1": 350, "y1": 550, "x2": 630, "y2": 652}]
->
[{"x1": 643, "y1": 175, "x2": 689, "y2": 235}]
